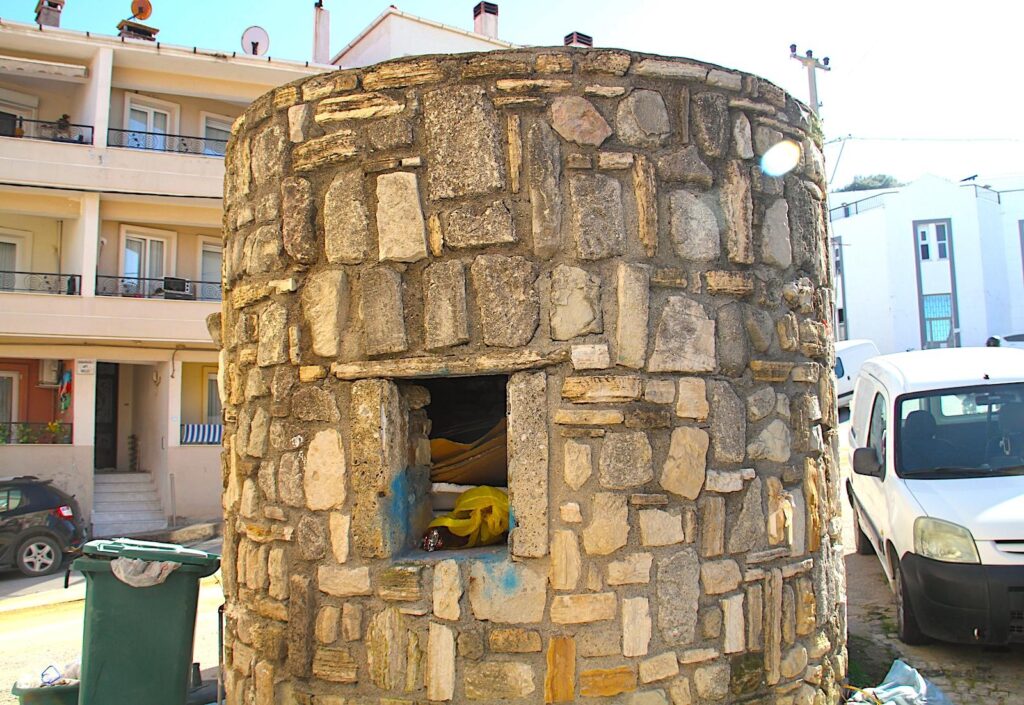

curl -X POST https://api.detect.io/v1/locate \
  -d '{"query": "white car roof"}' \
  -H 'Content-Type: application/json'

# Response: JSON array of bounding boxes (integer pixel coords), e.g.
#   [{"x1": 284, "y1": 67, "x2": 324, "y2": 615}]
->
[{"x1": 861, "y1": 347, "x2": 1024, "y2": 395}]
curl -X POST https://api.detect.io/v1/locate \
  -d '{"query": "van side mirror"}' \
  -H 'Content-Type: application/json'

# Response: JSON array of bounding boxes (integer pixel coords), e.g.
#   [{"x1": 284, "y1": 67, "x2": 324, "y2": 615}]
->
[{"x1": 853, "y1": 447, "x2": 884, "y2": 478}]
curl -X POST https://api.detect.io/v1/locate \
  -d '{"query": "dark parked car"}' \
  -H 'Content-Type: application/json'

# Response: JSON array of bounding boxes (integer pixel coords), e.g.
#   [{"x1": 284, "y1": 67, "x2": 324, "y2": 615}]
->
[{"x1": 0, "y1": 476, "x2": 87, "y2": 577}]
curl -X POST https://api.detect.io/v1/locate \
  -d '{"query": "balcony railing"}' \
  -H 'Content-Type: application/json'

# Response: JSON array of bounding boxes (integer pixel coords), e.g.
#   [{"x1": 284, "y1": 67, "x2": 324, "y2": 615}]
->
[
  {"x1": 0, "y1": 271, "x2": 81, "y2": 295},
  {"x1": 0, "y1": 422, "x2": 73, "y2": 445},
  {"x1": 95, "y1": 275, "x2": 222, "y2": 301},
  {"x1": 1, "y1": 117, "x2": 94, "y2": 145},
  {"x1": 107, "y1": 128, "x2": 227, "y2": 156}
]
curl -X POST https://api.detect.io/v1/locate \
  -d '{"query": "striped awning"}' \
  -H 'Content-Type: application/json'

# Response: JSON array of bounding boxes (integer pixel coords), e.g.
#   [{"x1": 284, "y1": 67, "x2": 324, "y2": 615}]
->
[{"x1": 180, "y1": 423, "x2": 223, "y2": 445}]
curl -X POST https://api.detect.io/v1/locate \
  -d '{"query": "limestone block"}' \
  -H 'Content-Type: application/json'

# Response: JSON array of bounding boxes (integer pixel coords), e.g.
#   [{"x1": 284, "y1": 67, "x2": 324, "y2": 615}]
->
[
  {"x1": 716, "y1": 302, "x2": 749, "y2": 377},
  {"x1": 329, "y1": 513, "x2": 350, "y2": 563},
  {"x1": 781, "y1": 645, "x2": 808, "y2": 679},
  {"x1": 762, "y1": 199, "x2": 793, "y2": 268},
  {"x1": 550, "y1": 529, "x2": 582, "y2": 590},
  {"x1": 675, "y1": 378, "x2": 709, "y2": 420},
  {"x1": 376, "y1": 171, "x2": 427, "y2": 263},
  {"x1": 560, "y1": 502, "x2": 583, "y2": 522},
  {"x1": 669, "y1": 190, "x2": 720, "y2": 262},
  {"x1": 491, "y1": 628, "x2": 542, "y2": 653},
  {"x1": 342, "y1": 603, "x2": 362, "y2": 642},
  {"x1": 692, "y1": 93, "x2": 729, "y2": 158},
  {"x1": 583, "y1": 492, "x2": 629, "y2": 555},
  {"x1": 660, "y1": 426, "x2": 708, "y2": 499},
  {"x1": 709, "y1": 381, "x2": 746, "y2": 464},
  {"x1": 607, "y1": 552, "x2": 653, "y2": 586},
  {"x1": 796, "y1": 577, "x2": 816, "y2": 635},
  {"x1": 656, "y1": 549, "x2": 700, "y2": 644},
  {"x1": 367, "y1": 608, "x2": 407, "y2": 689},
  {"x1": 700, "y1": 559, "x2": 741, "y2": 594},
  {"x1": 277, "y1": 452, "x2": 304, "y2": 507},
  {"x1": 623, "y1": 596, "x2": 652, "y2": 657},
  {"x1": 580, "y1": 666, "x2": 638, "y2": 698},
  {"x1": 544, "y1": 636, "x2": 576, "y2": 703},
  {"x1": 444, "y1": 199, "x2": 516, "y2": 248},
  {"x1": 468, "y1": 560, "x2": 547, "y2": 623},
  {"x1": 748, "y1": 419, "x2": 792, "y2": 463},
  {"x1": 433, "y1": 559, "x2": 462, "y2": 621},
  {"x1": 616, "y1": 263, "x2": 651, "y2": 369},
  {"x1": 657, "y1": 146, "x2": 713, "y2": 188},
  {"x1": 571, "y1": 344, "x2": 611, "y2": 370},
  {"x1": 639, "y1": 509, "x2": 685, "y2": 546},
  {"x1": 318, "y1": 566, "x2": 371, "y2": 596},
  {"x1": 292, "y1": 130, "x2": 359, "y2": 173},
  {"x1": 311, "y1": 648, "x2": 358, "y2": 683},
  {"x1": 360, "y1": 267, "x2": 407, "y2": 355},
  {"x1": 297, "y1": 515, "x2": 328, "y2": 561},
  {"x1": 287, "y1": 103, "x2": 309, "y2": 142},
  {"x1": 599, "y1": 431, "x2": 653, "y2": 488},
  {"x1": 564, "y1": 376, "x2": 641, "y2": 404},
  {"x1": 245, "y1": 225, "x2": 285, "y2": 274},
  {"x1": 705, "y1": 271, "x2": 754, "y2": 297},
  {"x1": 292, "y1": 386, "x2": 340, "y2": 423},
  {"x1": 634, "y1": 155, "x2": 658, "y2": 256},
  {"x1": 747, "y1": 387, "x2": 776, "y2": 422},
  {"x1": 464, "y1": 662, "x2": 536, "y2": 700},
  {"x1": 648, "y1": 297, "x2": 716, "y2": 372},
  {"x1": 733, "y1": 113, "x2": 754, "y2": 159},
  {"x1": 424, "y1": 85, "x2": 505, "y2": 200},
  {"x1": 281, "y1": 177, "x2": 317, "y2": 265},
  {"x1": 555, "y1": 408, "x2": 624, "y2": 426},
  {"x1": 323, "y1": 169, "x2": 370, "y2": 264},
  {"x1": 286, "y1": 575, "x2": 314, "y2": 676},
  {"x1": 669, "y1": 677, "x2": 693, "y2": 705},
  {"x1": 267, "y1": 546, "x2": 287, "y2": 600},
  {"x1": 645, "y1": 379, "x2": 676, "y2": 404},
  {"x1": 526, "y1": 119, "x2": 563, "y2": 258},
  {"x1": 562, "y1": 439, "x2": 593, "y2": 490},
  {"x1": 721, "y1": 161, "x2": 754, "y2": 265},
  {"x1": 728, "y1": 478, "x2": 767, "y2": 554},
  {"x1": 705, "y1": 468, "x2": 754, "y2": 493},
  {"x1": 700, "y1": 496, "x2": 725, "y2": 557},
  {"x1": 247, "y1": 408, "x2": 269, "y2": 458},
  {"x1": 550, "y1": 96, "x2": 612, "y2": 146},
  {"x1": 550, "y1": 264, "x2": 603, "y2": 340},
  {"x1": 423, "y1": 261, "x2": 469, "y2": 350},
  {"x1": 508, "y1": 371, "x2": 549, "y2": 557},
  {"x1": 427, "y1": 622, "x2": 456, "y2": 701},
  {"x1": 315, "y1": 92, "x2": 404, "y2": 123},
  {"x1": 640, "y1": 652, "x2": 680, "y2": 684},
  {"x1": 551, "y1": 592, "x2": 617, "y2": 624},
  {"x1": 694, "y1": 662, "x2": 730, "y2": 700},
  {"x1": 471, "y1": 255, "x2": 539, "y2": 348},
  {"x1": 256, "y1": 304, "x2": 287, "y2": 367},
  {"x1": 250, "y1": 123, "x2": 286, "y2": 185},
  {"x1": 617, "y1": 89, "x2": 670, "y2": 147},
  {"x1": 377, "y1": 565, "x2": 423, "y2": 601},
  {"x1": 569, "y1": 173, "x2": 626, "y2": 260}
]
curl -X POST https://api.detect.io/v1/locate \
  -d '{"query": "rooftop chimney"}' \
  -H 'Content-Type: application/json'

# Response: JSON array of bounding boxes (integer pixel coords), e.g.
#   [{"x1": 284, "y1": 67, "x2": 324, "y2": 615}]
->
[
  {"x1": 34, "y1": 0, "x2": 65, "y2": 28},
  {"x1": 564, "y1": 31, "x2": 593, "y2": 48},
  {"x1": 313, "y1": 1, "x2": 331, "y2": 64},
  {"x1": 117, "y1": 18, "x2": 159, "y2": 41},
  {"x1": 473, "y1": 2, "x2": 499, "y2": 39}
]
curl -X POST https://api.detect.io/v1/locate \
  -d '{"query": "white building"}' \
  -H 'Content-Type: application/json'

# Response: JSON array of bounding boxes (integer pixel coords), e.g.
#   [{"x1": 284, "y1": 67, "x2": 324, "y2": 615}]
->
[{"x1": 830, "y1": 174, "x2": 1024, "y2": 354}]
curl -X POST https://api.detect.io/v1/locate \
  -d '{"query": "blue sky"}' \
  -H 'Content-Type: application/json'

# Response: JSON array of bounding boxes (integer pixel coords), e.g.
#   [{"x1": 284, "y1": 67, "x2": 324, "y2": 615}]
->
[{"x1": 7, "y1": 0, "x2": 1023, "y2": 189}]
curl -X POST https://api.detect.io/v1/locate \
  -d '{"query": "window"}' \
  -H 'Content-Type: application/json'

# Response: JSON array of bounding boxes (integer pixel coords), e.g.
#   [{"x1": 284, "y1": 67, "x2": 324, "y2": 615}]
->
[
  {"x1": 0, "y1": 87, "x2": 39, "y2": 137},
  {"x1": 0, "y1": 371, "x2": 18, "y2": 440},
  {"x1": 922, "y1": 293, "x2": 953, "y2": 347},
  {"x1": 834, "y1": 357, "x2": 845, "y2": 379},
  {"x1": 201, "y1": 113, "x2": 232, "y2": 157},
  {"x1": 0, "y1": 228, "x2": 32, "y2": 290},
  {"x1": 124, "y1": 95, "x2": 178, "y2": 151},
  {"x1": 867, "y1": 392, "x2": 887, "y2": 466},
  {"x1": 198, "y1": 242, "x2": 223, "y2": 300},
  {"x1": 0, "y1": 488, "x2": 23, "y2": 513},
  {"x1": 936, "y1": 223, "x2": 948, "y2": 259},
  {"x1": 119, "y1": 226, "x2": 175, "y2": 297},
  {"x1": 918, "y1": 230, "x2": 930, "y2": 260},
  {"x1": 205, "y1": 372, "x2": 221, "y2": 424}
]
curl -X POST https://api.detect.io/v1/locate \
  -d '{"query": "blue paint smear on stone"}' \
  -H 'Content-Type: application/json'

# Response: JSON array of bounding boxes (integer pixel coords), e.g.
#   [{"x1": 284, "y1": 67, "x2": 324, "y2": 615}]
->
[{"x1": 389, "y1": 471, "x2": 412, "y2": 548}]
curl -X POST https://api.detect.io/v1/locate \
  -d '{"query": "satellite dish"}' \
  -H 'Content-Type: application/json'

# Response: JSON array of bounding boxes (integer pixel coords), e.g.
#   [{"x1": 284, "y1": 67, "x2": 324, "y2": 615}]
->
[
  {"x1": 241, "y1": 26, "x2": 270, "y2": 57},
  {"x1": 131, "y1": 0, "x2": 152, "y2": 21}
]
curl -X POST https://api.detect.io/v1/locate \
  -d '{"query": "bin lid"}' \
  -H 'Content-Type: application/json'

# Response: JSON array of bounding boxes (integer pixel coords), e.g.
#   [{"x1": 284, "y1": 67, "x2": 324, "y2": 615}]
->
[{"x1": 82, "y1": 537, "x2": 221, "y2": 567}]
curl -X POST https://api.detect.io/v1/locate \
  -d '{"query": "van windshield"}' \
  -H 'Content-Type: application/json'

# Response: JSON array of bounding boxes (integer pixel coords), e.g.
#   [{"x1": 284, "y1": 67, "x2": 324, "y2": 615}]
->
[{"x1": 896, "y1": 383, "x2": 1024, "y2": 478}]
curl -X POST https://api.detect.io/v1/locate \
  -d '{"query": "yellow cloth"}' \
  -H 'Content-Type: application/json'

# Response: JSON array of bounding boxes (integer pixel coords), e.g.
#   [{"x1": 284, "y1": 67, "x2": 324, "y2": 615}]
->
[
  {"x1": 429, "y1": 419, "x2": 507, "y2": 485},
  {"x1": 428, "y1": 486, "x2": 509, "y2": 548}
]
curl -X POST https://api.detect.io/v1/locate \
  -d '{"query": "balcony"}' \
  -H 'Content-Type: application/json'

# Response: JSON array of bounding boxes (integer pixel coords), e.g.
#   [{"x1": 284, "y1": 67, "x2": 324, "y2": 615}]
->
[
  {"x1": 0, "y1": 422, "x2": 73, "y2": 445},
  {"x1": 1, "y1": 117, "x2": 94, "y2": 146},
  {"x1": 95, "y1": 275, "x2": 221, "y2": 301},
  {"x1": 107, "y1": 128, "x2": 227, "y2": 157},
  {"x1": 0, "y1": 271, "x2": 81, "y2": 295}
]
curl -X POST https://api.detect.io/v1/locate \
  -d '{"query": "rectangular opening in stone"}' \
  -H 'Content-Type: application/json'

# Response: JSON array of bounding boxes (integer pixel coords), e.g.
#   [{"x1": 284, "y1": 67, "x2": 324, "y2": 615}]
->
[{"x1": 415, "y1": 374, "x2": 509, "y2": 552}]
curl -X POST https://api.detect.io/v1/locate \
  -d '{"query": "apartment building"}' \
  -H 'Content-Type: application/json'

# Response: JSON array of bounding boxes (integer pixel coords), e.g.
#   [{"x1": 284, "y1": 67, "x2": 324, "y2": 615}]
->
[
  {"x1": 0, "y1": 6, "x2": 322, "y2": 535},
  {"x1": 830, "y1": 174, "x2": 1024, "y2": 353}
]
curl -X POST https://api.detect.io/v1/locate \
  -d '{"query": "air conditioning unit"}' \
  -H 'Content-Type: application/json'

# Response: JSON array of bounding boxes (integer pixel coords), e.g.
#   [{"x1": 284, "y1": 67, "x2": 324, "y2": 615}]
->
[
  {"x1": 38, "y1": 359, "x2": 60, "y2": 387},
  {"x1": 162, "y1": 276, "x2": 194, "y2": 300}
]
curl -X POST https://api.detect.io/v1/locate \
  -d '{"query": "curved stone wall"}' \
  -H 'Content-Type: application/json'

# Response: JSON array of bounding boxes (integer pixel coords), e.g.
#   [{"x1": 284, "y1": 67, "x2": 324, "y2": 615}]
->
[{"x1": 218, "y1": 48, "x2": 845, "y2": 705}]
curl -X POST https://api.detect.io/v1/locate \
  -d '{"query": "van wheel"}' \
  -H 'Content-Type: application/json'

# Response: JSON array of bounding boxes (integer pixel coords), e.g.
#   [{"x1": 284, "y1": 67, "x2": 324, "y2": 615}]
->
[
  {"x1": 852, "y1": 507, "x2": 873, "y2": 555},
  {"x1": 893, "y1": 560, "x2": 928, "y2": 645}
]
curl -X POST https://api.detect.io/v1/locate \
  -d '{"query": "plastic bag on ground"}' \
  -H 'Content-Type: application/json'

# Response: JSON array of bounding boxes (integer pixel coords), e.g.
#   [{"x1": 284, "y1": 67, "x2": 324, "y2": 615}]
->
[
  {"x1": 847, "y1": 659, "x2": 953, "y2": 705},
  {"x1": 110, "y1": 556, "x2": 181, "y2": 587}
]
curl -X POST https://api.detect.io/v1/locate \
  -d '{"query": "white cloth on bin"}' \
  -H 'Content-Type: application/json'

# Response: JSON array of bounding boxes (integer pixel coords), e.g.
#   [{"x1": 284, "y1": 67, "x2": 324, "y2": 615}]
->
[
  {"x1": 110, "y1": 556, "x2": 182, "y2": 587},
  {"x1": 848, "y1": 659, "x2": 953, "y2": 705}
]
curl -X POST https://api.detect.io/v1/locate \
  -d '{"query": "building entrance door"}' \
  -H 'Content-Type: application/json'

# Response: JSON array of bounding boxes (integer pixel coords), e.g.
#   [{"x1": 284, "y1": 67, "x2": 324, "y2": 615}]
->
[{"x1": 94, "y1": 362, "x2": 118, "y2": 470}]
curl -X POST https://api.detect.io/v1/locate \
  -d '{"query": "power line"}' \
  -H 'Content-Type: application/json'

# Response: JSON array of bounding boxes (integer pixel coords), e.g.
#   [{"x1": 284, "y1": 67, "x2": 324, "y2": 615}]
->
[
  {"x1": 789, "y1": 44, "x2": 830, "y2": 116},
  {"x1": 824, "y1": 135, "x2": 1024, "y2": 145}
]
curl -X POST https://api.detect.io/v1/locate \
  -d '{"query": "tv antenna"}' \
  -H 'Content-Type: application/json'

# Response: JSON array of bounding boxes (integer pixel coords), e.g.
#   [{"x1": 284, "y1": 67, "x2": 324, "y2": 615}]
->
[
  {"x1": 241, "y1": 26, "x2": 270, "y2": 57},
  {"x1": 130, "y1": 0, "x2": 152, "y2": 21}
]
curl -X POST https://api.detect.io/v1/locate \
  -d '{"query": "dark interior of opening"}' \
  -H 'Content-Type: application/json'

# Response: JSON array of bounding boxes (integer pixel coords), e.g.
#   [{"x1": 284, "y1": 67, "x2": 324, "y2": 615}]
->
[{"x1": 416, "y1": 375, "x2": 509, "y2": 551}]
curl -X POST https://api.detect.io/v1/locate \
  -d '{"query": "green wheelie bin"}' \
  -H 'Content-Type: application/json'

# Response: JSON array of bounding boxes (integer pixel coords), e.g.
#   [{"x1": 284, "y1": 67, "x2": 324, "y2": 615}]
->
[{"x1": 72, "y1": 538, "x2": 220, "y2": 705}]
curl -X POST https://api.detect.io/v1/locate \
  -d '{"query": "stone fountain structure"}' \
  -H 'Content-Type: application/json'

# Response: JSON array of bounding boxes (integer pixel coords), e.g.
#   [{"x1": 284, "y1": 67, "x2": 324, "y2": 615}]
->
[{"x1": 215, "y1": 48, "x2": 846, "y2": 705}]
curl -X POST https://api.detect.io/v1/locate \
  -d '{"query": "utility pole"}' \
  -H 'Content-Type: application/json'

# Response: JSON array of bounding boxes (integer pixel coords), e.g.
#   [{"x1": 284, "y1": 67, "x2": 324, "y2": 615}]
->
[{"x1": 789, "y1": 44, "x2": 830, "y2": 115}]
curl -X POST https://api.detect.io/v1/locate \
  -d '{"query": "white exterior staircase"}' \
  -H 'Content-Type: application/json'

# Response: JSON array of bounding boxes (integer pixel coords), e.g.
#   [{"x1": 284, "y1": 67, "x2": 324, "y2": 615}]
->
[{"x1": 92, "y1": 472, "x2": 168, "y2": 538}]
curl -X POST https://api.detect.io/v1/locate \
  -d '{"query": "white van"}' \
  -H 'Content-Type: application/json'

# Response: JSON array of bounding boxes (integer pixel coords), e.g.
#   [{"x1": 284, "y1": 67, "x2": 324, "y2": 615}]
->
[
  {"x1": 834, "y1": 339, "x2": 880, "y2": 408},
  {"x1": 847, "y1": 347, "x2": 1024, "y2": 645}
]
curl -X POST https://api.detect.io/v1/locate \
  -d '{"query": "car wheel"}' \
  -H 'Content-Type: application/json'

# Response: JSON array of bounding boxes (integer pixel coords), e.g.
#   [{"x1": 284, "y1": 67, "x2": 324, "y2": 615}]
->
[
  {"x1": 852, "y1": 506, "x2": 874, "y2": 555},
  {"x1": 892, "y1": 559, "x2": 928, "y2": 645},
  {"x1": 16, "y1": 535, "x2": 63, "y2": 577}
]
